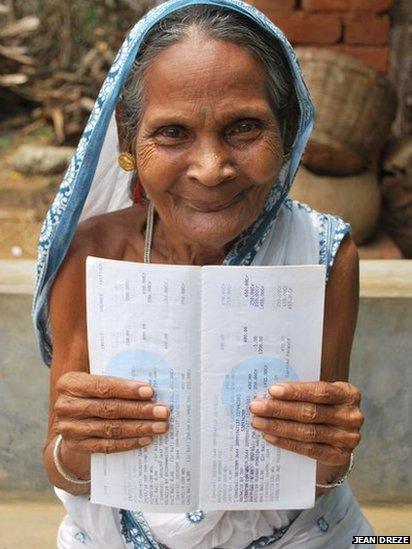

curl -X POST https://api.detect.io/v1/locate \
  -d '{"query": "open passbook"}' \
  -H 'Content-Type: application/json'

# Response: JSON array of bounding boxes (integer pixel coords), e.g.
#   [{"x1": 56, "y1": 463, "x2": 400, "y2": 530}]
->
[{"x1": 86, "y1": 257, "x2": 325, "y2": 512}]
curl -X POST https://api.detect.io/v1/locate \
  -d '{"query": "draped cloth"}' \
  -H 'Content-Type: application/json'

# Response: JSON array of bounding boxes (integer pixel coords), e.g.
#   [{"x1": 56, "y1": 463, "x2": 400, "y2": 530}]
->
[
  {"x1": 32, "y1": 0, "x2": 374, "y2": 546},
  {"x1": 55, "y1": 480, "x2": 375, "y2": 548}
]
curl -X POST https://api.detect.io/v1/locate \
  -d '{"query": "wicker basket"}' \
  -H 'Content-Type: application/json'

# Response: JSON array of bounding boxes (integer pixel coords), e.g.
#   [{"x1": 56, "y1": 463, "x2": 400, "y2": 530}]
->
[
  {"x1": 296, "y1": 48, "x2": 397, "y2": 176},
  {"x1": 290, "y1": 166, "x2": 381, "y2": 245}
]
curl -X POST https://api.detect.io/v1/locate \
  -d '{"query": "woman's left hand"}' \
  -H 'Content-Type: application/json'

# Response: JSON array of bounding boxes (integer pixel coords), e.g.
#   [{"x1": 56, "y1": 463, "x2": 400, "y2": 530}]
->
[{"x1": 249, "y1": 381, "x2": 363, "y2": 471}]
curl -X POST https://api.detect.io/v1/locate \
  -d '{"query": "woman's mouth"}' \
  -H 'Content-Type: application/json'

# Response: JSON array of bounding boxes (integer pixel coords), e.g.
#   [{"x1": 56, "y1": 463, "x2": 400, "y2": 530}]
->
[{"x1": 185, "y1": 188, "x2": 250, "y2": 213}]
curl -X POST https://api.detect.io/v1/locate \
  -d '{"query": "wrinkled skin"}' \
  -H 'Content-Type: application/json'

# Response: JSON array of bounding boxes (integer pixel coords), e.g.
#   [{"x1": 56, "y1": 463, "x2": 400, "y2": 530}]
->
[
  {"x1": 45, "y1": 33, "x2": 362, "y2": 496},
  {"x1": 134, "y1": 32, "x2": 283, "y2": 259}
]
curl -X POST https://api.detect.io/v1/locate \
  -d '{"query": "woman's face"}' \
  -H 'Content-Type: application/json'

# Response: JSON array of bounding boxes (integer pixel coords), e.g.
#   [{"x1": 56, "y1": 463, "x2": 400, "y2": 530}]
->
[{"x1": 135, "y1": 33, "x2": 284, "y2": 248}]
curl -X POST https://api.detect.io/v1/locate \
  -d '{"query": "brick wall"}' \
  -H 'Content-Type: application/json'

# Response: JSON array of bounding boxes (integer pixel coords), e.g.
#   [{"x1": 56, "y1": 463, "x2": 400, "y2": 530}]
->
[{"x1": 248, "y1": 0, "x2": 392, "y2": 73}]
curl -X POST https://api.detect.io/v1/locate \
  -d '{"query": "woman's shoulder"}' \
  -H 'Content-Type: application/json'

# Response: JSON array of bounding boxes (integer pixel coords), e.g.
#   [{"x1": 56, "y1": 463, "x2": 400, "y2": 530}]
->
[
  {"x1": 50, "y1": 205, "x2": 146, "y2": 300},
  {"x1": 71, "y1": 205, "x2": 147, "y2": 261},
  {"x1": 288, "y1": 199, "x2": 351, "y2": 275},
  {"x1": 288, "y1": 199, "x2": 348, "y2": 229}
]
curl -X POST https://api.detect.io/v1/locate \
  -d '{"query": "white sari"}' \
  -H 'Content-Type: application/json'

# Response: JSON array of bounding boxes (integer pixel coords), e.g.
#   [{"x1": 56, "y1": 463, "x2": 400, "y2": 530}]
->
[
  {"x1": 54, "y1": 202, "x2": 374, "y2": 549},
  {"x1": 32, "y1": 1, "x2": 374, "y2": 547}
]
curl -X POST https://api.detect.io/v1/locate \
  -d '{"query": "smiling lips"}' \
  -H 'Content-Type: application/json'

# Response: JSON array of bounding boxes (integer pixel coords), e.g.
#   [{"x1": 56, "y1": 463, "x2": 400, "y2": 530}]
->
[{"x1": 185, "y1": 188, "x2": 250, "y2": 212}]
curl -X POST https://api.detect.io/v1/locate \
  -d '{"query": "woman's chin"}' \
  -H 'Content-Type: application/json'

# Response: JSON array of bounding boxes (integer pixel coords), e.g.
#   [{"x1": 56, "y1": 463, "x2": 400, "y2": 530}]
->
[{"x1": 177, "y1": 203, "x2": 255, "y2": 248}]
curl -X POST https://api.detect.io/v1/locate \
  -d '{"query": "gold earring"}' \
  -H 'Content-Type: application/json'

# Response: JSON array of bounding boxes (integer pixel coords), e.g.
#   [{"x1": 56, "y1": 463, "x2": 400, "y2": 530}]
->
[{"x1": 118, "y1": 152, "x2": 136, "y2": 171}]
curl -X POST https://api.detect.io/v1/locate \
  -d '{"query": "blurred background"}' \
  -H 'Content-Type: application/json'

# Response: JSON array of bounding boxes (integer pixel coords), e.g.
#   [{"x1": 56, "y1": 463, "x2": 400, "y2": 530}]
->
[{"x1": 0, "y1": 0, "x2": 411, "y2": 547}]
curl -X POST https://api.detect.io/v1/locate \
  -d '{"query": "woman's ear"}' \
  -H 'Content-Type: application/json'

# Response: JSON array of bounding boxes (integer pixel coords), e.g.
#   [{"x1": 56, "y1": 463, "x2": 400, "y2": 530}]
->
[
  {"x1": 116, "y1": 103, "x2": 144, "y2": 204},
  {"x1": 115, "y1": 104, "x2": 128, "y2": 152}
]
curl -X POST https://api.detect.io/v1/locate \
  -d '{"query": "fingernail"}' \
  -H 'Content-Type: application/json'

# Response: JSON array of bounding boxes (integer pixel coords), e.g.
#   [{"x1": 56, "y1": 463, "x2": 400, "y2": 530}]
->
[
  {"x1": 138, "y1": 386, "x2": 154, "y2": 398},
  {"x1": 249, "y1": 401, "x2": 266, "y2": 414},
  {"x1": 264, "y1": 434, "x2": 278, "y2": 444},
  {"x1": 152, "y1": 422, "x2": 168, "y2": 434},
  {"x1": 269, "y1": 384, "x2": 286, "y2": 397},
  {"x1": 153, "y1": 405, "x2": 169, "y2": 419},
  {"x1": 139, "y1": 437, "x2": 153, "y2": 446},
  {"x1": 251, "y1": 417, "x2": 267, "y2": 429}
]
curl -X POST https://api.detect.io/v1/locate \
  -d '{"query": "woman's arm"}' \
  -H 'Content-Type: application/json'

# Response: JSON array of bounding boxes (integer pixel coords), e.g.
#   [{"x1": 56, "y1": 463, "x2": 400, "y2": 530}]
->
[
  {"x1": 44, "y1": 238, "x2": 170, "y2": 495},
  {"x1": 250, "y1": 235, "x2": 364, "y2": 490},
  {"x1": 44, "y1": 242, "x2": 92, "y2": 494},
  {"x1": 321, "y1": 233, "x2": 359, "y2": 382}
]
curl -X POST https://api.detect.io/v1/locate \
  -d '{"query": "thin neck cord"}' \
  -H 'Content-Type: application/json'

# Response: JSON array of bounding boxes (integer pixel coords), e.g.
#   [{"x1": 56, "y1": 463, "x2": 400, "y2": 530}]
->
[{"x1": 144, "y1": 201, "x2": 154, "y2": 264}]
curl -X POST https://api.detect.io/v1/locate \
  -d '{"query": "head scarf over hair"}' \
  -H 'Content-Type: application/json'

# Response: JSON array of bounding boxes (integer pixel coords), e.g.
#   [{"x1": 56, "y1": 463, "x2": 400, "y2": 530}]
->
[{"x1": 33, "y1": 0, "x2": 315, "y2": 365}]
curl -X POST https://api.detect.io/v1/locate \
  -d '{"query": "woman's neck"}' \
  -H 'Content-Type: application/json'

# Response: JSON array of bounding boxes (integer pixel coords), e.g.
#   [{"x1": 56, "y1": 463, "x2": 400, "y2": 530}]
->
[{"x1": 151, "y1": 217, "x2": 227, "y2": 266}]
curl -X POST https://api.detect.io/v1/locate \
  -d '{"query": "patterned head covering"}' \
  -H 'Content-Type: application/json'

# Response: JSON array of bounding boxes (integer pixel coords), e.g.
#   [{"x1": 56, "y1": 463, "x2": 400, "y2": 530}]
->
[{"x1": 33, "y1": 0, "x2": 315, "y2": 365}]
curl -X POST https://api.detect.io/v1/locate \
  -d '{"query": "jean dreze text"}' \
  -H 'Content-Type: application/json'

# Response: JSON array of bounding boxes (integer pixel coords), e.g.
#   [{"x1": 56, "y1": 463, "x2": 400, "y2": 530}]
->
[{"x1": 353, "y1": 536, "x2": 410, "y2": 544}]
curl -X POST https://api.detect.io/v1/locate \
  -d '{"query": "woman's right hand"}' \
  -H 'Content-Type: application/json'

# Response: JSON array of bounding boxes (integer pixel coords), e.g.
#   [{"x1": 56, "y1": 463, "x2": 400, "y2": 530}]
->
[{"x1": 54, "y1": 371, "x2": 170, "y2": 456}]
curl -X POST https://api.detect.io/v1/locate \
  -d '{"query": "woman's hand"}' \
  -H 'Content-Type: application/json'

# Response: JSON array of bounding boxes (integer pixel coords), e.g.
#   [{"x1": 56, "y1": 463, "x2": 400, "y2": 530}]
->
[
  {"x1": 54, "y1": 371, "x2": 170, "y2": 456},
  {"x1": 250, "y1": 381, "x2": 363, "y2": 478}
]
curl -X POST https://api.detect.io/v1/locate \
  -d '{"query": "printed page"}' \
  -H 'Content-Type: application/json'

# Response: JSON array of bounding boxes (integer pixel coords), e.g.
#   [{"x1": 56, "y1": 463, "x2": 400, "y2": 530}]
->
[
  {"x1": 199, "y1": 265, "x2": 326, "y2": 510},
  {"x1": 86, "y1": 257, "x2": 201, "y2": 512}
]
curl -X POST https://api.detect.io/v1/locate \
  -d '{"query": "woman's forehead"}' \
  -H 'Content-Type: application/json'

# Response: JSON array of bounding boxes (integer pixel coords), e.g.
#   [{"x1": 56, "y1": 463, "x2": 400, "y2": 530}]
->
[{"x1": 141, "y1": 35, "x2": 269, "y2": 109}]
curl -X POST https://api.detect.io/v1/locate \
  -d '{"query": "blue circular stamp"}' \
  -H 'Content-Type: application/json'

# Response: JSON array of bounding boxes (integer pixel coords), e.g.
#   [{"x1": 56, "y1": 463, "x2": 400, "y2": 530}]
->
[
  {"x1": 106, "y1": 349, "x2": 179, "y2": 407},
  {"x1": 221, "y1": 356, "x2": 299, "y2": 420}
]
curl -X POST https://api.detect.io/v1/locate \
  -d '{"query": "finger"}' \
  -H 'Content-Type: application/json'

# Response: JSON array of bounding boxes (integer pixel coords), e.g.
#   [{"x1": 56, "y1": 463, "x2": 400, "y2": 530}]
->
[
  {"x1": 262, "y1": 434, "x2": 351, "y2": 465},
  {"x1": 268, "y1": 381, "x2": 361, "y2": 405},
  {"x1": 57, "y1": 372, "x2": 154, "y2": 400},
  {"x1": 249, "y1": 399, "x2": 364, "y2": 428},
  {"x1": 58, "y1": 419, "x2": 169, "y2": 439},
  {"x1": 64, "y1": 436, "x2": 153, "y2": 455},
  {"x1": 55, "y1": 395, "x2": 170, "y2": 420},
  {"x1": 251, "y1": 417, "x2": 360, "y2": 449}
]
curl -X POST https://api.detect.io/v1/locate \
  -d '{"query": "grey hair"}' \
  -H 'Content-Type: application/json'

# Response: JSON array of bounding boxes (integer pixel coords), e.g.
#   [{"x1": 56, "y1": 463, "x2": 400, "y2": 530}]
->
[{"x1": 118, "y1": 4, "x2": 299, "y2": 153}]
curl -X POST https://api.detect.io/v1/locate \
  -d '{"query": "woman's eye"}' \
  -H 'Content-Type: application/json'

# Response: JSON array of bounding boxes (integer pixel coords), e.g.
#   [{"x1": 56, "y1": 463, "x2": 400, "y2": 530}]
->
[
  {"x1": 227, "y1": 120, "x2": 263, "y2": 141},
  {"x1": 162, "y1": 127, "x2": 182, "y2": 138},
  {"x1": 155, "y1": 126, "x2": 188, "y2": 144}
]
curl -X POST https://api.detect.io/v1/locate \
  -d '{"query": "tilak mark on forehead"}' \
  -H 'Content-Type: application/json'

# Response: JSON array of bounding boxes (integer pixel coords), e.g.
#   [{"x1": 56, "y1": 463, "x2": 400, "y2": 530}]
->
[{"x1": 201, "y1": 106, "x2": 210, "y2": 120}]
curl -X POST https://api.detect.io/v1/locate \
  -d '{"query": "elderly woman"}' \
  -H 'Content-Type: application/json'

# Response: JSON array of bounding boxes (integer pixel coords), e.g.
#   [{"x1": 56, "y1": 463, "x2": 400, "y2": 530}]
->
[{"x1": 33, "y1": 0, "x2": 374, "y2": 547}]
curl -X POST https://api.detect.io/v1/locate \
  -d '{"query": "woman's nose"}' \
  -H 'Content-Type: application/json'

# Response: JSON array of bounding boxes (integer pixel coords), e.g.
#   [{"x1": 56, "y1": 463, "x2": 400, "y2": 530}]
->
[{"x1": 186, "y1": 138, "x2": 237, "y2": 186}]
